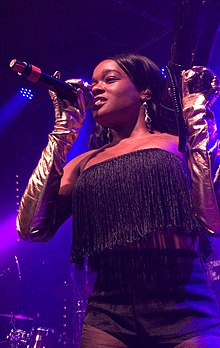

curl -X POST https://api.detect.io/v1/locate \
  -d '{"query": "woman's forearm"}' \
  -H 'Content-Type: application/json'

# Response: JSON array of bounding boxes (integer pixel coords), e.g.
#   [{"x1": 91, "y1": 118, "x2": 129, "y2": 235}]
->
[
  {"x1": 183, "y1": 94, "x2": 220, "y2": 234},
  {"x1": 16, "y1": 79, "x2": 87, "y2": 241}
]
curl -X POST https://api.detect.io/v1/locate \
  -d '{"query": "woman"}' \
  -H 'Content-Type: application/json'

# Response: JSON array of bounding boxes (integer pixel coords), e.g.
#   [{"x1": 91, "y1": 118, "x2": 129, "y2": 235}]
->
[{"x1": 17, "y1": 54, "x2": 220, "y2": 347}]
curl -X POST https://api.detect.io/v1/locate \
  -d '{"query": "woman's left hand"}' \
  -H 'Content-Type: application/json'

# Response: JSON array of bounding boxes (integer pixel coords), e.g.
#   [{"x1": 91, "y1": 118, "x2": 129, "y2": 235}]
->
[{"x1": 182, "y1": 66, "x2": 220, "y2": 109}]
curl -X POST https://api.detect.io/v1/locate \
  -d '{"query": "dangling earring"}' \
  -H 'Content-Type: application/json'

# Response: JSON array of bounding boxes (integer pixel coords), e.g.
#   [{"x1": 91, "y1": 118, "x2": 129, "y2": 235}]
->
[
  {"x1": 107, "y1": 128, "x2": 112, "y2": 144},
  {"x1": 143, "y1": 101, "x2": 154, "y2": 134}
]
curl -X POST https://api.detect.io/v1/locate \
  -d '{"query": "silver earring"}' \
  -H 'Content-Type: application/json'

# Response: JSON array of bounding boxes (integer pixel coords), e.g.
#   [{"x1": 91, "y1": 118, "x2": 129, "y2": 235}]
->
[
  {"x1": 143, "y1": 101, "x2": 154, "y2": 134},
  {"x1": 107, "y1": 128, "x2": 112, "y2": 144}
]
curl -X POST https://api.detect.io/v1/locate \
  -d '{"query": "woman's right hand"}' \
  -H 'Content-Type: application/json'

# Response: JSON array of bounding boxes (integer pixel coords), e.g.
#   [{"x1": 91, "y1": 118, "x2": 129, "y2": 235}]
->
[{"x1": 49, "y1": 71, "x2": 87, "y2": 141}]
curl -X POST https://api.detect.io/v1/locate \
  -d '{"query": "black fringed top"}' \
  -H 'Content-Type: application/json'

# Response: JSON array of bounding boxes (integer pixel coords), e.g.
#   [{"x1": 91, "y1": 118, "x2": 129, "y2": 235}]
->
[{"x1": 71, "y1": 148, "x2": 205, "y2": 267}]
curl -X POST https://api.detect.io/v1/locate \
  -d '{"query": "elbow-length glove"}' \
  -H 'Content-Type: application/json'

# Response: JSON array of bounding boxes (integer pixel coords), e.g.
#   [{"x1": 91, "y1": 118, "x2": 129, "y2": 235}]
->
[
  {"x1": 16, "y1": 73, "x2": 87, "y2": 241},
  {"x1": 182, "y1": 66, "x2": 220, "y2": 234}
]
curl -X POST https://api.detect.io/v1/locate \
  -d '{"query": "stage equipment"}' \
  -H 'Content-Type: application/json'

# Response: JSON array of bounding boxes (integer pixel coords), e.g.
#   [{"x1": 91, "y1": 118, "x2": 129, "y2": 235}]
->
[
  {"x1": 160, "y1": 0, "x2": 220, "y2": 151},
  {"x1": 9, "y1": 59, "x2": 94, "y2": 109}
]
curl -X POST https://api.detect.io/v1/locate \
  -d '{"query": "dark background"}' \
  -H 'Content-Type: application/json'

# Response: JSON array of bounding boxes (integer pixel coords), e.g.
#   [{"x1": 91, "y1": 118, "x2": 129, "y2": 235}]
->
[
  {"x1": 0, "y1": 1, "x2": 220, "y2": 346},
  {"x1": 0, "y1": 0, "x2": 175, "y2": 220}
]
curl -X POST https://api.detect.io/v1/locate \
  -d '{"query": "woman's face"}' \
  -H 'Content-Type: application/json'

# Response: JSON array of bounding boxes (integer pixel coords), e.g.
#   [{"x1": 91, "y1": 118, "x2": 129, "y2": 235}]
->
[{"x1": 91, "y1": 59, "x2": 142, "y2": 128}]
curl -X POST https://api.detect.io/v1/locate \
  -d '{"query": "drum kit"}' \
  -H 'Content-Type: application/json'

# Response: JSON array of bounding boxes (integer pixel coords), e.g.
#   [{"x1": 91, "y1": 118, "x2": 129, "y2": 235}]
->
[
  {"x1": 0, "y1": 257, "x2": 93, "y2": 348},
  {"x1": 0, "y1": 313, "x2": 60, "y2": 347},
  {"x1": 0, "y1": 256, "x2": 67, "y2": 348}
]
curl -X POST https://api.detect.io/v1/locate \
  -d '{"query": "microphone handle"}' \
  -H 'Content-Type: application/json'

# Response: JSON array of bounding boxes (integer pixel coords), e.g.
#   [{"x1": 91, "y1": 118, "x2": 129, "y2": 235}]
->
[{"x1": 9, "y1": 59, "x2": 94, "y2": 109}]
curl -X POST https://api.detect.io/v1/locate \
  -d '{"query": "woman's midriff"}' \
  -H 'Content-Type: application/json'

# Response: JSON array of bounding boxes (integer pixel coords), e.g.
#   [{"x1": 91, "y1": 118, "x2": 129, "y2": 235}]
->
[{"x1": 110, "y1": 231, "x2": 200, "y2": 255}]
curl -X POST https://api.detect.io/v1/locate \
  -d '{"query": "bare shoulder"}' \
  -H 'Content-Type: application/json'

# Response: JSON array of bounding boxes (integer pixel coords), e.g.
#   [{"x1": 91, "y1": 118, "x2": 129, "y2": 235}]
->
[
  {"x1": 59, "y1": 149, "x2": 99, "y2": 195},
  {"x1": 152, "y1": 133, "x2": 186, "y2": 161}
]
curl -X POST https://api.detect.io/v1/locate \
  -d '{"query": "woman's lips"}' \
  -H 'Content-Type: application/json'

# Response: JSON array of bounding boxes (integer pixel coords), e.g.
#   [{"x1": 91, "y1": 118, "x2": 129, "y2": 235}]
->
[{"x1": 93, "y1": 97, "x2": 107, "y2": 110}]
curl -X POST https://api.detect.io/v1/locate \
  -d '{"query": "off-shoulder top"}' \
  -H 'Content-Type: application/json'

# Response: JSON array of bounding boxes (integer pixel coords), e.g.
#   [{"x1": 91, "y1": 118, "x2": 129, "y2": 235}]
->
[{"x1": 71, "y1": 148, "x2": 207, "y2": 267}]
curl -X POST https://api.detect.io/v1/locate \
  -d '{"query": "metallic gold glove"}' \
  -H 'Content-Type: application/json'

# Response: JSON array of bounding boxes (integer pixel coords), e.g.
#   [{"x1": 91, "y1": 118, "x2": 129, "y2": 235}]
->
[
  {"x1": 49, "y1": 72, "x2": 86, "y2": 144},
  {"x1": 182, "y1": 67, "x2": 220, "y2": 234},
  {"x1": 16, "y1": 74, "x2": 87, "y2": 241}
]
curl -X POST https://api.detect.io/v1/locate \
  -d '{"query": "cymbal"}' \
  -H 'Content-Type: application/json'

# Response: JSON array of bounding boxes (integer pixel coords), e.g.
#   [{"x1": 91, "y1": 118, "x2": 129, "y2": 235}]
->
[{"x1": 0, "y1": 313, "x2": 33, "y2": 321}]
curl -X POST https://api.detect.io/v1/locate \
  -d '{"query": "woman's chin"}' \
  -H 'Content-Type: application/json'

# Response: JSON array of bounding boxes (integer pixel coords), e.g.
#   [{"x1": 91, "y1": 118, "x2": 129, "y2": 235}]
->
[{"x1": 93, "y1": 111, "x2": 109, "y2": 126}]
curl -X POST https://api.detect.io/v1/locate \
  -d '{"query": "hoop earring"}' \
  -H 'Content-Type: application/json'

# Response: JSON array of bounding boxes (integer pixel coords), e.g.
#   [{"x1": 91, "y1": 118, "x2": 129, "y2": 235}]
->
[{"x1": 143, "y1": 101, "x2": 154, "y2": 134}]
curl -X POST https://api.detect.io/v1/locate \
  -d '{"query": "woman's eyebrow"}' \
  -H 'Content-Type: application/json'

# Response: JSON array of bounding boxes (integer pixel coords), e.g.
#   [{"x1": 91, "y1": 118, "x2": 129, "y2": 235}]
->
[
  {"x1": 92, "y1": 69, "x2": 122, "y2": 83},
  {"x1": 102, "y1": 68, "x2": 121, "y2": 75}
]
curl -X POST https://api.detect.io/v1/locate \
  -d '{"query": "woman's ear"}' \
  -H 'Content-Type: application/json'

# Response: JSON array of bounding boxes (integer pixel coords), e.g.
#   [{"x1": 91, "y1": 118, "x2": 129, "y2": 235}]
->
[{"x1": 140, "y1": 88, "x2": 152, "y2": 102}]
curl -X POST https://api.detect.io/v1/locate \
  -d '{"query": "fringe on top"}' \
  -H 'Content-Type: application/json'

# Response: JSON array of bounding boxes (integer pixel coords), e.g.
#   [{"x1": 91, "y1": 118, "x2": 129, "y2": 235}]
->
[{"x1": 71, "y1": 148, "x2": 208, "y2": 268}]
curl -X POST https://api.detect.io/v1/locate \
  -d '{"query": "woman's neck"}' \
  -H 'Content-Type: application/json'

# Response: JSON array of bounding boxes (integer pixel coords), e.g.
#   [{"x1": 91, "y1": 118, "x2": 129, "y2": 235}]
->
[{"x1": 110, "y1": 117, "x2": 159, "y2": 144}]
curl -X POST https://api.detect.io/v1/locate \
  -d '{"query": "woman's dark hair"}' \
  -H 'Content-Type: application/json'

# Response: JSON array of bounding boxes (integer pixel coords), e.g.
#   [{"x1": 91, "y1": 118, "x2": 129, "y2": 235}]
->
[
  {"x1": 111, "y1": 53, "x2": 164, "y2": 104},
  {"x1": 89, "y1": 53, "x2": 166, "y2": 149}
]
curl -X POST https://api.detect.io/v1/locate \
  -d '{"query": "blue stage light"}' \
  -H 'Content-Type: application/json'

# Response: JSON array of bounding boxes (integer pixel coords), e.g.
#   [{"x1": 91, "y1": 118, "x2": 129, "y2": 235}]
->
[
  {"x1": 160, "y1": 68, "x2": 166, "y2": 78},
  {"x1": 19, "y1": 88, "x2": 33, "y2": 100}
]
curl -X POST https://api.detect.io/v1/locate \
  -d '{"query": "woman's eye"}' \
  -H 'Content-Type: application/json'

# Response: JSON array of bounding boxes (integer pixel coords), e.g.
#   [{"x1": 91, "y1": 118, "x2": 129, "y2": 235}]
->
[{"x1": 106, "y1": 76, "x2": 117, "y2": 83}]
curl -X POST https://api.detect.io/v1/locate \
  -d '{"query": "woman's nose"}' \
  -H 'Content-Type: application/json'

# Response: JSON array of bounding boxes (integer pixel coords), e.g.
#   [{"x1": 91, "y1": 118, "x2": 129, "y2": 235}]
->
[{"x1": 92, "y1": 82, "x2": 105, "y2": 96}]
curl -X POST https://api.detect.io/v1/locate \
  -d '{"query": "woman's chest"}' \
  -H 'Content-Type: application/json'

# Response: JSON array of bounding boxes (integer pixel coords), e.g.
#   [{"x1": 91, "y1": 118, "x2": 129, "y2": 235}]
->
[{"x1": 83, "y1": 137, "x2": 183, "y2": 171}]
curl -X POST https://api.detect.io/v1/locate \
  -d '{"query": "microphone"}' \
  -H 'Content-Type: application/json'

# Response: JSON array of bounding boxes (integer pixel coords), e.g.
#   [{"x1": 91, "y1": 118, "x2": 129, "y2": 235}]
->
[{"x1": 9, "y1": 59, "x2": 94, "y2": 109}]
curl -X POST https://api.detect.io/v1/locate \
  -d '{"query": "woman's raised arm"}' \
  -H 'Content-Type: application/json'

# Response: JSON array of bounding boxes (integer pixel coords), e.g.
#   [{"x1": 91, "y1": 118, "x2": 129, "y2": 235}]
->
[
  {"x1": 16, "y1": 75, "x2": 87, "y2": 241},
  {"x1": 182, "y1": 66, "x2": 220, "y2": 234}
]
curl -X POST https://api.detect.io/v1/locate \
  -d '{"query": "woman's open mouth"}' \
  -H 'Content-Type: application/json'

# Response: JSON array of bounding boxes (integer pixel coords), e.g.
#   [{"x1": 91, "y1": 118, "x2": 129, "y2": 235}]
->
[{"x1": 93, "y1": 97, "x2": 107, "y2": 110}]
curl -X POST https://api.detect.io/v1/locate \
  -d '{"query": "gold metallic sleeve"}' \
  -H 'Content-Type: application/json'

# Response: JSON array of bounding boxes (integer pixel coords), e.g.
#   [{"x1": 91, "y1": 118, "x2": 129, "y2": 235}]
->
[
  {"x1": 16, "y1": 82, "x2": 87, "y2": 241},
  {"x1": 183, "y1": 93, "x2": 220, "y2": 234},
  {"x1": 17, "y1": 133, "x2": 71, "y2": 241}
]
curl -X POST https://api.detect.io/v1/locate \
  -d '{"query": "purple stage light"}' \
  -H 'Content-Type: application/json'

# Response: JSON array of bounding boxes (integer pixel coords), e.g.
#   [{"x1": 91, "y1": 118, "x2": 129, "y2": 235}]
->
[{"x1": 0, "y1": 214, "x2": 19, "y2": 254}]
